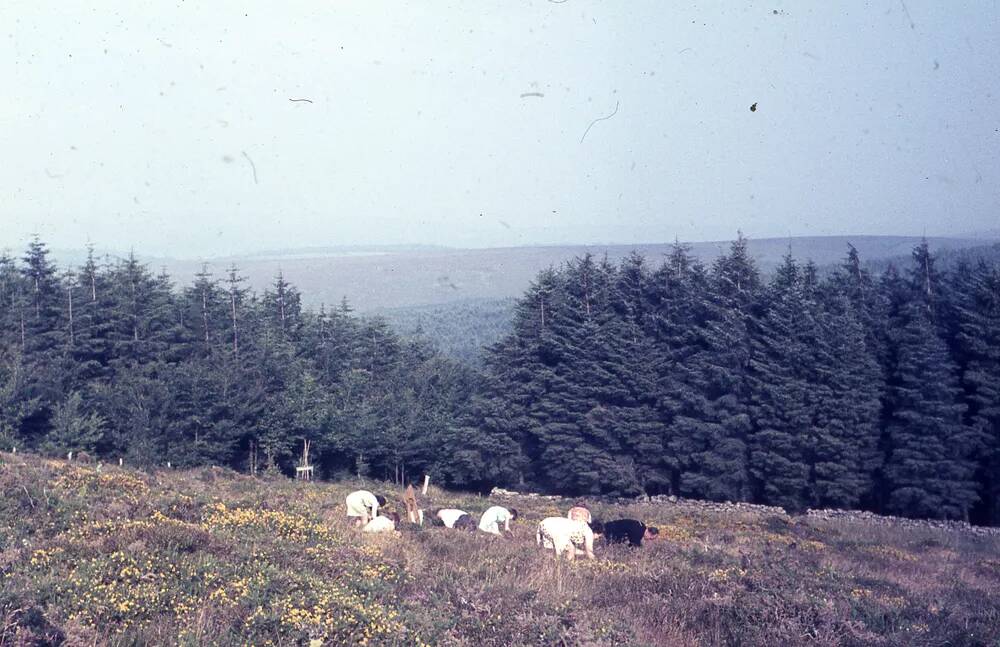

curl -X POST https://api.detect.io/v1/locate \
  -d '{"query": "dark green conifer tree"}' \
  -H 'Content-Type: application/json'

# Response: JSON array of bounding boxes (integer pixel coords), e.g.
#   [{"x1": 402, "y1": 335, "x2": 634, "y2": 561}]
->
[
  {"x1": 69, "y1": 247, "x2": 117, "y2": 381},
  {"x1": 809, "y1": 294, "x2": 882, "y2": 508},
  {"x1": 880, "y1": 243, "x2": 979, "y2": 519},
  {"x1": 944, "y1": 260, "x2": 1000, "y2": 524},
  {"x1": 40, "y1": 391, "x2": 106, "y2": 455},
  {"x1": 883, "y1": 302, "x2": 978, "y2": 519},
  {"x1": 747, "y1": 254, "x2": 814, "y2": 511},
  {"x1": 669, "y1": 234, "x2": 759, "y2": 502},
  {"x1": 17, "y1": 237, "x2": 65, "y2": 445}
]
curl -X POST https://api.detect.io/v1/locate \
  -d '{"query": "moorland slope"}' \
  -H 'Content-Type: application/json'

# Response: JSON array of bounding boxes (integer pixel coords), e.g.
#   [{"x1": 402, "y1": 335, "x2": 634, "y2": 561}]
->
[{"x1": 2, "y1": 453, "x2": 998, "y2": 646}]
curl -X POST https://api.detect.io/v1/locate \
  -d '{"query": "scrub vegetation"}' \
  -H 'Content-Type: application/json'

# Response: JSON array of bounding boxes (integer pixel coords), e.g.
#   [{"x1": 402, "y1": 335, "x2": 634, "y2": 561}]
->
[{"x1": 2, "y1": 453, "x2": 998, "y2": 646}]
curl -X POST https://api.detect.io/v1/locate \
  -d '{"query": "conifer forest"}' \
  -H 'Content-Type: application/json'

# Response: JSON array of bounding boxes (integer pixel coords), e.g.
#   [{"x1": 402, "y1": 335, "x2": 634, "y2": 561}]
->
[{"x1": 2, "y1": 236, "x2": 998, "y2": 526}]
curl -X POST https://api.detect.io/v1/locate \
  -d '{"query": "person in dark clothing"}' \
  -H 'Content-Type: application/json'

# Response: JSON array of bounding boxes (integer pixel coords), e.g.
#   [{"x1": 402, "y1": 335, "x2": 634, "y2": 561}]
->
[
  {"x1": 453, "y1": 513, "x2": 478, "y2": 531},
  {"x1": 600, "y1": 519, "x2": 660, "y2": 547}
]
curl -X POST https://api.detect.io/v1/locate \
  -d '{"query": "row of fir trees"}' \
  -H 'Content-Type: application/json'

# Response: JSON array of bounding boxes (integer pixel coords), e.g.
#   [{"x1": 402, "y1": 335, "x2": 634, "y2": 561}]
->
[
  {"x1": 0, "y1": 239, "x2": 497, "y2": 487},
  {"x1": 478, "y1": 237, "x2": 1000, "y2": 525},
  {"x1": 1, "y1": 236, "x2": 998, "y2": 525}
]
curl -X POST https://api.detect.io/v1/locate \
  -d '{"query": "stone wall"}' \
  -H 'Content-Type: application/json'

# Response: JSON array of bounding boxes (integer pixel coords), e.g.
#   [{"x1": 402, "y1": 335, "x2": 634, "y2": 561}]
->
[{"x1": 489, "y1": 487, "x2": 1000, "y2": 537}]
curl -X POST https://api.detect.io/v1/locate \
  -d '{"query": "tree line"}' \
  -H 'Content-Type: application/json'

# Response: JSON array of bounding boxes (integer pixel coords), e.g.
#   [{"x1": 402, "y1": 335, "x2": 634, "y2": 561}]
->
[
  {"x1": 1, "y1": 236, "x2": 998, "y2": 525},
  {"x1": 0, "y1": 239, "x2": 486, "y2": 486},
  {"x1": 475, "y1": 237, "x2": 1000, "y2": 525}
]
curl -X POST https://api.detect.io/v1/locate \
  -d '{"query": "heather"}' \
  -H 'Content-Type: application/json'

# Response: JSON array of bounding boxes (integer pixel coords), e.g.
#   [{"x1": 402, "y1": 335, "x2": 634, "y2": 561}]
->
[{"x1": 3, "y1": 453, "x2": 998, "y2": 646}]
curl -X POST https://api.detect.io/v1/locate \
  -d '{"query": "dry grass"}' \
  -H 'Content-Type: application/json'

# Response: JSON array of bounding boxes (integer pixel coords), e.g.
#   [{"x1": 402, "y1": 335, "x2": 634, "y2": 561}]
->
[{"x1": 1, "y1": 452, "x2": 998, "y2": 646}]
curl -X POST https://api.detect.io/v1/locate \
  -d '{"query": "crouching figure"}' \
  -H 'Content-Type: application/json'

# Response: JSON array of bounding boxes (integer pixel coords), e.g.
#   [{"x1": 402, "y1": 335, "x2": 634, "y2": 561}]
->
[
  {"x1": 363, "y1": 511, "x2": 401, "y2": 533},
  {"x1": 435, "y1": 508, "x2": 476, "y2": 531},
  {"x1": 601, "y1": 519, "x2": 660, "y2": 547},
  {"x1": 536, "y1": 517, "x2": 595, "y2": 561},
  {"x1": 479, "y1": 506, "x2": 518, "y2": 536},
  {"x1": 345, "y1": 490, "x2": 387, "y2": 527}
]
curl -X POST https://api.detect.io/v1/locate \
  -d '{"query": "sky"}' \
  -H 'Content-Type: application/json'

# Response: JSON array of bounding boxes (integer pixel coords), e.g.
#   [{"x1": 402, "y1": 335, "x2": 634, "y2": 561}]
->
[{"x1": 2, "y1": 1, "x2": 999, "y2": 258}]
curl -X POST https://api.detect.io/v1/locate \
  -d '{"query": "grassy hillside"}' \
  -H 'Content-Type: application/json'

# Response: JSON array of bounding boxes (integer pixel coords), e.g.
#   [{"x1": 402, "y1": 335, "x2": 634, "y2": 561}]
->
[{"x1": 2, "y1": 453, "x2": 999, "y2": 646}]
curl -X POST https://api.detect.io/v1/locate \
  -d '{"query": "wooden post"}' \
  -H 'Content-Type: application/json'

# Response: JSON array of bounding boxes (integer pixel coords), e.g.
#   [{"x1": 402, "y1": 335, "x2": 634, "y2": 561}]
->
[
  {"x1": 403, "y1": 484, "x2": 418, "y2": 524},
  {"x1": 422, "y1": 475, "x2": 430, "y2": 496}
]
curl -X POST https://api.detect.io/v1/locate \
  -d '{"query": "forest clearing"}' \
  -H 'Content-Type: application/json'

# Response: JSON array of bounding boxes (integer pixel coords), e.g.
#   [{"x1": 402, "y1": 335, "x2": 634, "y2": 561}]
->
[{"x1": 2, "y1": 452, "x2": 998, "y2": 646}]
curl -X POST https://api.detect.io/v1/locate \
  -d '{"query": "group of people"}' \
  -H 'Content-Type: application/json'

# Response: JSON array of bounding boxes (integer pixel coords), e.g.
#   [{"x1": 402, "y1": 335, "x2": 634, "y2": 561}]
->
[
  {"x1": 536, "y1": 506, "x2": 661, "y2": 560},
  {"x1": 345, "y1": 488, "x2": 520, "y2": 535},
  {"x1": 437, "y1": 504, "x2": 519, "y2": 535},
  {"x1": 345, "y1": 489, "x2": 660, "y2": 560}
]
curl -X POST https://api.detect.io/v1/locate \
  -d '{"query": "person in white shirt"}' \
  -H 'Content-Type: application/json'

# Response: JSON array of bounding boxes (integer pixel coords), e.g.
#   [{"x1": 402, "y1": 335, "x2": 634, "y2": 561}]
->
[
  {"x1": 436, "y1": 508, "x2": 471, "y2": 529},
  {"x1": 363, "y1": 512, "x2": 400, "y2": 533},
  {"x1": 536, "y1": 517, "x2": 596, "y2": 560},
  {"x1": 345, "y1": 490, "x2": 386, "y2": 527},
  {"x1": 478, "y1": 505, "x2": 518, "y2": 535}
]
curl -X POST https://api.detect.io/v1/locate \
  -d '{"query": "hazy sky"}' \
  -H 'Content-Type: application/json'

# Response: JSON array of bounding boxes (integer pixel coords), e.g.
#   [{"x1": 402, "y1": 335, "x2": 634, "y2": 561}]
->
[{"x1": 2, "y1": 1, "x2": 999, "y2": 257}]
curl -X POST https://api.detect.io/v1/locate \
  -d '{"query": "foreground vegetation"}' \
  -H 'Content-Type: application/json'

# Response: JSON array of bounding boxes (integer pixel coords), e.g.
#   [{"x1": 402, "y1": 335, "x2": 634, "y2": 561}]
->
[{"x1": 2, "y1": 453, "x2": 998, "y2": 646}]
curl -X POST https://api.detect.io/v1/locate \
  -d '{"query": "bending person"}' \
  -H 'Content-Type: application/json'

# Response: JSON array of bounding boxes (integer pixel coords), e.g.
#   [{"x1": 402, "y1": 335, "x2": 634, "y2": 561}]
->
[
  {"x1": 601, "y1": 519, "x2": 660, "y2": 547},
  {"x1": 478, "y1": 505, "x2": 518, "y2": 536},
  {"x1": 345, "y1": 490, "x2": 387, "y2": 527},
  {"x1": 435, "y1": 508, "x2": 473, "y2": 529},
  {"x1": 537, "y1": 517, "x2": 596, "y2": 560},
  {"x1": 363, "y1": 511, "x2": 400, "y2": 533}
]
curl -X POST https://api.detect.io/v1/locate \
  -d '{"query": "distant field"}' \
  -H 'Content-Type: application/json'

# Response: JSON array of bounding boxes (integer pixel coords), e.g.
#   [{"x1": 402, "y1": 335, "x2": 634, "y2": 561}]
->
[
  {"x1": 86, "y1": 235, "x2": 991, "y2": 312},
  {"x1": 2, "y1": 453, "x2": 998, "y2": 646}
]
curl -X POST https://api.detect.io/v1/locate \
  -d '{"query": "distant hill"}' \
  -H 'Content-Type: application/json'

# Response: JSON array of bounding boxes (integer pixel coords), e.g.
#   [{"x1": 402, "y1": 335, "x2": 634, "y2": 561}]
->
[
  {"x1": 21, "y1": 235, "x2": 992, "y2": 364},
  {"x1": 957, "y1": 228, "x2": 1000, "y2": 241},
  {"x1": 372, "y1": 238, "x2": 1000, "y2": 364},
  {"x1": 859, "y1": 242, "x2": 1000, "y2": 276},
  {"x1": 94, "y1": 235, "x2": 989, "y2": 312}
]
